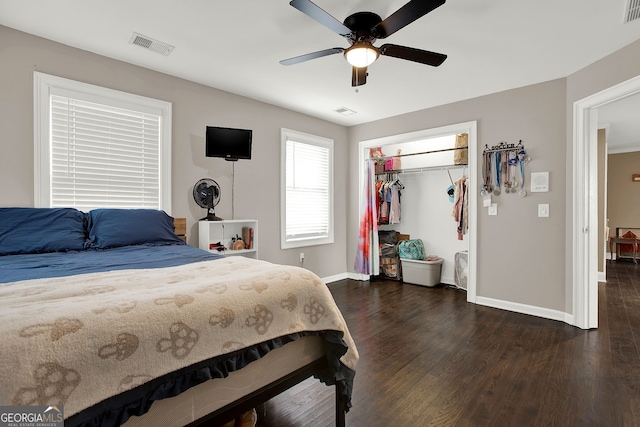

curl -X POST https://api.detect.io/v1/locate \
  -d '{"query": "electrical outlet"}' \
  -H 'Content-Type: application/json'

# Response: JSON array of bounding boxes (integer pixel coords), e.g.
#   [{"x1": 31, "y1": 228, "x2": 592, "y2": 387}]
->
[{"x1": 299, "y1": 252, "x2": 305, "y2": 263}]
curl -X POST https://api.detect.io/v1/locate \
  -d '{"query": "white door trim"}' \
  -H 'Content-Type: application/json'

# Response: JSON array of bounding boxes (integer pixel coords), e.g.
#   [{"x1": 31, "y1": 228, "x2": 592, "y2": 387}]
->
[
  {"x1": 357, "y1": 121, "x2": 478, "y2": 303},
  {"x1": 573, "y1": 73, "x2": 640, "y2": 329}
]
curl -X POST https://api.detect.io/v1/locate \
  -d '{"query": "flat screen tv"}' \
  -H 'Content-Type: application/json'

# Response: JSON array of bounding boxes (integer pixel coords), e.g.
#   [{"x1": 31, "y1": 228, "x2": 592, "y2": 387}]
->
[{"x1": 206, "y1": 126, "x2": 252, "y2": 161}]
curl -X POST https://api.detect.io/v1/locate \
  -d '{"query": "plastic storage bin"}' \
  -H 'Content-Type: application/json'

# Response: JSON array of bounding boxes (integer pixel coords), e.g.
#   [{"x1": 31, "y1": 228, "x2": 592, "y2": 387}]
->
[{"x1": 400, "y1": 257, "x2": 443, "y2": 287}]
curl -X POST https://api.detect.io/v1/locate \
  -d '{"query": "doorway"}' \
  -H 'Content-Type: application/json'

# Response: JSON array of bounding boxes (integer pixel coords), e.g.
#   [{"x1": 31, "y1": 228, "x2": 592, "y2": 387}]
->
[
  {"x1": 573, "y1": 74, "x2": 640, "y2": 329},
  {"x1": 357, "y1": 121, "x2": 478, "y2": 302}
]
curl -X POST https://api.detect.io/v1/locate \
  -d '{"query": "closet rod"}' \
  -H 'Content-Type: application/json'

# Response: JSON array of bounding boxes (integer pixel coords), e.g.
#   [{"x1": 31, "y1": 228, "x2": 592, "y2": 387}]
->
[{"x1": 371, "y1": 145, "x2": 468, "y2": 161}]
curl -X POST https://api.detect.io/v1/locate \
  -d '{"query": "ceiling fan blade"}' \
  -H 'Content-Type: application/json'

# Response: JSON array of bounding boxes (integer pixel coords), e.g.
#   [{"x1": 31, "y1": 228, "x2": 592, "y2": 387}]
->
[
  {"x1": 289, "y1": 0, "x2": 352, "y2": 37},
  {"x1": 380, "y1": 44, "x2": 447, "y2": 66},
  {"x1": 280, "y1": 47, "x2": 344, "y2": 66},
  {"x1": 373, "y1": 0, "x2": 446, "y2": 39},
  {"x1": 351, "y1": 66, "x2": 367, "y2": 87}
]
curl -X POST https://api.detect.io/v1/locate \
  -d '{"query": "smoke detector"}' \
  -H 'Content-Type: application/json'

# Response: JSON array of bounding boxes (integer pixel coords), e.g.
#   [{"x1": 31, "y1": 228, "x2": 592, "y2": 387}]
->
[{"x1": 129, "y1": 32, "x2": 174, "y2": 56}]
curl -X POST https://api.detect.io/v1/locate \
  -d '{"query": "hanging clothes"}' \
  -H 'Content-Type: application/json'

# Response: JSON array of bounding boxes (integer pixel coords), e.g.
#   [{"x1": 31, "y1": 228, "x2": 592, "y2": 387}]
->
[
  {"x1": 377, "y1": 175, "x2": 403, "y2": 225},
  {"x1": 375, "y1": 180, "x2": 384, "y2": 222},
  {"x1": 452, "y1": 176, "x2": 469, "y2": 240},
  {"x1": 379, "y1": 180, "x2": 390, "y2": 224},
  {"x1": 354, "y1": 160, "x2": 380, "y2": 275},
  {"x1": 388, "y1": 178, "x2": 404, "y2": 225}
]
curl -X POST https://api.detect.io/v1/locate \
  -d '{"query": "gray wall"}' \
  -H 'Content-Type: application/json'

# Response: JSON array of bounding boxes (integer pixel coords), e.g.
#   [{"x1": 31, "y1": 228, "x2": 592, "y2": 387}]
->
[
  {"x1": 564, "y1": 38, "x2": 640, "y2": 314},
  {"x1": 3, "y1": 22, "x2": 640, "y2": 317},
  {"x1": 348, "y1": 38, "x2": 640, "y2": 315},
  {"x1": 607, "y1": 151, "x2": 640, "y2": 233},
  {"x1": 349, "y1": 80, "x2": 567, "y2": 311},
  {"x1": 598, "y1": 129, "x2": 606, "y2": 274},
  {"x1": 0, "y1": 25, "x2": 349, "y2": 278}
]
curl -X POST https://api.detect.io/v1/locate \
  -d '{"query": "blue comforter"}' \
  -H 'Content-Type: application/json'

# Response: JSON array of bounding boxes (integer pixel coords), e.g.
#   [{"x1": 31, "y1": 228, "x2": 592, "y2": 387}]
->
[{"x1": 0, "y1": 244, "x2": 222, "y2": 284}]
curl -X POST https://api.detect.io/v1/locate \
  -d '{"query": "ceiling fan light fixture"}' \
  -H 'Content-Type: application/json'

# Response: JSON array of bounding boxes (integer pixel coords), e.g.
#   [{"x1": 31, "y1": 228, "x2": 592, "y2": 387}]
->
[{"x1": 344, "y1": 42, "x2": 379, "y2": 67}]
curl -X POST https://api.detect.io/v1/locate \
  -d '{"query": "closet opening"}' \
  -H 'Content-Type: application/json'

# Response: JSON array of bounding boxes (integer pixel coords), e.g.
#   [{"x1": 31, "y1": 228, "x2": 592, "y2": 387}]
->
[{"x1": 356, "y1": 121, "x2": 478, "y2": 304}]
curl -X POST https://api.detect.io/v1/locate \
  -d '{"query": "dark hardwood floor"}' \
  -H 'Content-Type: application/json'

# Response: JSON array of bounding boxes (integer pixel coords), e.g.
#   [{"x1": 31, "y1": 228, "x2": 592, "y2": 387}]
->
[{"x1": 258, "y1": 260, "x2": 640, "y2": 427}]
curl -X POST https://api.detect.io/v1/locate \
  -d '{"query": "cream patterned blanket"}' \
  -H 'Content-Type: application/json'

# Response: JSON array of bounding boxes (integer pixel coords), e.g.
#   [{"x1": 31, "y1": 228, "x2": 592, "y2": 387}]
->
[{"x1": 0, "y1": 257, "x2": 358, "y2": 419}]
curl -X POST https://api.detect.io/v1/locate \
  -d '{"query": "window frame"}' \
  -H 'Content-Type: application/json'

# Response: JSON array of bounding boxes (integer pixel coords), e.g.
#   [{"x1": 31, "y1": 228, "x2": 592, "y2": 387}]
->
[
  {"x1": 33, "y1": 72, "x2": 172, "y2": 213},
  {"x1": 280, "y1": 128, "x2": 334, "y2": 249}
]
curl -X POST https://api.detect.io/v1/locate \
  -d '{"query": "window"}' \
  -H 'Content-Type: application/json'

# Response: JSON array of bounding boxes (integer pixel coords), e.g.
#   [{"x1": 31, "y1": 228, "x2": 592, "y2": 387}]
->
[
  {"x1": 34, "y1": 72, "x2": 172, "y2": 212},
  {"x1": 281, "y1": 128, "x2": 334, "y2": 249}
]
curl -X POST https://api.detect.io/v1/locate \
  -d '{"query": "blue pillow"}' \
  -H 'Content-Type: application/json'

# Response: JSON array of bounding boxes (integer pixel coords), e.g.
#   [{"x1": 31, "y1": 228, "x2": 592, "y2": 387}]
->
[
  {"x1": 87, "y1": 209, "x2": 184, "y2": 249},
  {"x1": 0, "y1": 207, "x2": 87, "y2": 255}
]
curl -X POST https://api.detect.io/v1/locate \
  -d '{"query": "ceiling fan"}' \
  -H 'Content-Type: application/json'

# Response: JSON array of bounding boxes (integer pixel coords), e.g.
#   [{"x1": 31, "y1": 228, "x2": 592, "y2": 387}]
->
[{"x1": 280, "y1": 0, "x2": 448, "y2": 87}]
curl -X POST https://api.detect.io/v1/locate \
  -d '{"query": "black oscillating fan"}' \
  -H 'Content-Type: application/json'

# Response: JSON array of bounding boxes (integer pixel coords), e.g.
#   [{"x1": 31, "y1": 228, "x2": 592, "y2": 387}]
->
[{"x1": 193, "y1": 178, "x2": 222, "y2": 221}]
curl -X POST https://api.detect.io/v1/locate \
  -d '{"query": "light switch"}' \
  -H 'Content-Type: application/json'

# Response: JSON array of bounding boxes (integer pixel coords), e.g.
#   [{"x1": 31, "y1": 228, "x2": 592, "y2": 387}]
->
[
  {"x1": 538, "y1": 203, "x2": 549, "y2": 217},
  {"x1": 488, "y1": 203, "x2": 498, "y2": 216}
]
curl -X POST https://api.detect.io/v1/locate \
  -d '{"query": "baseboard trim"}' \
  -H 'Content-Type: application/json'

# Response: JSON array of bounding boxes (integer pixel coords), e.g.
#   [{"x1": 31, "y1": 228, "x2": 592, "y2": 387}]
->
[
  {"x1": 598, "y1": 271, "x2": 606, "y2": 283},
  {"x1": 475, "y1": 296, "x2": 568, "y2": 323},
  {"x1": 345, "y1": 272, "x2": 370, "y2": 281},
  {"x1": 440, "y1": 275, "x2": 455, "y2": 286},
  {"x1": 322, "y1": 272, "x2": 349, "y2": 284},
  {"x1": 564, "y1": 312, "x2": 575, "y2": 325}
]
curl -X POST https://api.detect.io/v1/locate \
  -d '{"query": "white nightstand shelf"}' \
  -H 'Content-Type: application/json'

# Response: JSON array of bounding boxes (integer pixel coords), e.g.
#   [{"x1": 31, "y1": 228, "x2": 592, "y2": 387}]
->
[{"x1": 198, "y1": 219, "x2": 258, "y2": 259}]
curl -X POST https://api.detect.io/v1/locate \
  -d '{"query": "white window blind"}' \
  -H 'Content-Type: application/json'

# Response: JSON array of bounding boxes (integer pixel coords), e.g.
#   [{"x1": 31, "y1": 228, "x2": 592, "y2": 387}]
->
[
  {"x1": 50, "y1": 96, "x2": 161, "y2": 211},
  {"x1": 34, "y1": 72, "x2": 172, "y2": 212},
  {"x1": 281, "y1": 129, "x2": 334, "y2": 249}
]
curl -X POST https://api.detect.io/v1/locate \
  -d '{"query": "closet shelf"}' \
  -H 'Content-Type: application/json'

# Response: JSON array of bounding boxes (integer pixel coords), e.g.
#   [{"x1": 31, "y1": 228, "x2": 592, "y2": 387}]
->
[{"x1": 376, "y1": 163, "x2": 467, "y2": 175}]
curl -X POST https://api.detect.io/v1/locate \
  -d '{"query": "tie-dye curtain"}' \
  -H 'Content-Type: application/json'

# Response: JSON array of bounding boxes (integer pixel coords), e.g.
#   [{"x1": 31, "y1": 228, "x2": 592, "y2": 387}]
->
[{"x1": 354, "y1": 160, "x2": 379, "y2": 275}]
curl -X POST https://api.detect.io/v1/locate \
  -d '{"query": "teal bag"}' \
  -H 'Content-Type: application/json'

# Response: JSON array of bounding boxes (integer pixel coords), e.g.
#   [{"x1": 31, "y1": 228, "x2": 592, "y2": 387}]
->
[{"x1": 397, "y1": 239, "x2": 426, "y2": 260}]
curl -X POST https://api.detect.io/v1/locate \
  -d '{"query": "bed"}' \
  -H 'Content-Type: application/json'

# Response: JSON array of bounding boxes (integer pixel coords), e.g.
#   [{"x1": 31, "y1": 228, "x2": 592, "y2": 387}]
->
[{"x1": 0, "y1": 208, "x2": 358, "y2": 427}]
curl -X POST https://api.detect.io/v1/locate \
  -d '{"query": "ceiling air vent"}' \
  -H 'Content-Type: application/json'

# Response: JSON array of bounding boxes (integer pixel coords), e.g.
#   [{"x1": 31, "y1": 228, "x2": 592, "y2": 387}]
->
[
  {"x1": 625, "y1": 0, "x2": 640, "y2": 23},
  {"x1": 335, "y1": 107, "x2": 356, "y2": 116},
  {"x1": 129, "y1": 32, "x2": 174, "y2": 56}
]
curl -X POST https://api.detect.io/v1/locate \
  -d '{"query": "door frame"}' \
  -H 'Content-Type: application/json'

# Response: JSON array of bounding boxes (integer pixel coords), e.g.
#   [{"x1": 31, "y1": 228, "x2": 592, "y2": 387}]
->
[
  {"x1": 357, "y1": 121, "x2": 478, "y2": 303},
  {"x1": 573, "y1": 74, "x2": 640, "y2": 329}
]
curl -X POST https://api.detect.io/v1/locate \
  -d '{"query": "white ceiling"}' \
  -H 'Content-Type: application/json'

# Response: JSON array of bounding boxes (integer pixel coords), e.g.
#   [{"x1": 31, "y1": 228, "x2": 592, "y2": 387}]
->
[
  {"x1": 599, "y1": 91, "x2": 640, "y2": 152},
  {"x1": 1, "y1": 0, "x2": 640, "y2": 146}
]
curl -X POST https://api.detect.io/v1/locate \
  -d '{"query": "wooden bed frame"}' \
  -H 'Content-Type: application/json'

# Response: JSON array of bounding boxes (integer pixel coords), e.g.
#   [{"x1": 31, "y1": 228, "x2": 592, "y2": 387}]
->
[
  {"x1": 190, "y1": 358, "x2": 347, "y2": 426},
  {"x1": 172, "y1": 218, "x2": 348, "y2": 427},
  {"x1": 174, "y1": 217, "x2": 187, "y2": 242}
]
